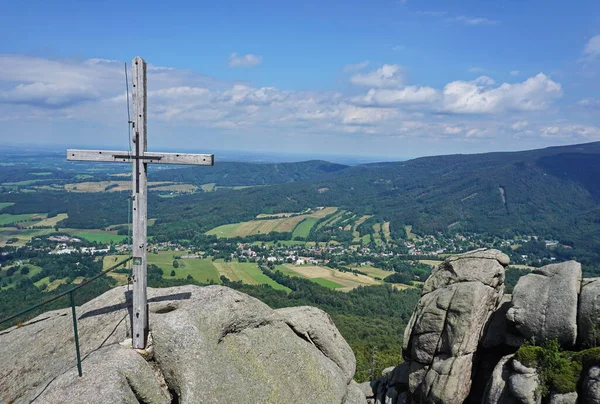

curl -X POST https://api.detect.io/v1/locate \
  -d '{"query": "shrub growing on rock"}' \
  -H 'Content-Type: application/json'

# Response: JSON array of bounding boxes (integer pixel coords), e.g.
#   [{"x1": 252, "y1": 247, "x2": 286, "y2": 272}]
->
[{"x1": 515, "y1": 339, "x2": 582, "y2": 397}]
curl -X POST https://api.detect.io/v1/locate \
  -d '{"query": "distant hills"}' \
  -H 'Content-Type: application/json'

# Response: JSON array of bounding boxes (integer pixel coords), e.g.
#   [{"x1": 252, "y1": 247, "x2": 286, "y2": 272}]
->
[
  {"x1": 152, "y1": 160, "x2": 349, "y2": 186},
  {"x1": 148, "y1": 141, "x2": 600, "y2": 268},
  {"x1": 2, "y1": 141, "x2": 599, "y2": 269}
]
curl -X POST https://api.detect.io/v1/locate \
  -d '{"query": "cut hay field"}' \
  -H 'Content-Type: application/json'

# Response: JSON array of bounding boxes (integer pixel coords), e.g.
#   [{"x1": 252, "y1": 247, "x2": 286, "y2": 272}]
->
[
  {"x1": 30, "y1": 213, "x2": 68, "y2": 228},
  {"x1": 382, "y1": 222, "x2": 391, "y2": 240},
  {"x1": 0, "y1": 227, "x2": 55, "y2": 247},
  {"x1": 47, "y1": 278, "x2": 67, "y2": 291},
  {"x1": 316, "y1": 209, "x2": 345, "y2": 230},
  {"x1": 149, "y1": 184, "x2": 197, "y2": 193},
  {"x1": 206, "y1": 207, "x2": 337, "y2": 239},
  {"x1": 64, "y1": 181, "x2": 192, "y2": 193},
  {"x1": 405, "y1": 225, "x2": 417, "y2": 240},
  {"x1": 352, "y1": 215, "x2": 373, "y2": 242},
  {"x1": 351, "y1": 265, "x2": 393, "y2": 280},
  {"x1": 282, "y1": 264, "x2": 381, "y2": 291},
  {"x1": 65, "y1": 181, "x2": 131, "y2": 192},
  {"x1": 372, "y1": 223, "x2": 382, "y2": 243}
]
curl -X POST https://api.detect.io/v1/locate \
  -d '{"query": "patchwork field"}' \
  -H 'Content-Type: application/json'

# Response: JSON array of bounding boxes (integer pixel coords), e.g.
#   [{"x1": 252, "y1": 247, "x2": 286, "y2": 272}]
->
[
  {"x1": 282, "y1": 264, "x2": 381, "y2": 291},
  {"x1": 382, "y1": 222, "x2": 391, "y2": 240},
  {"x1": 405, "y1": 225, "x2": 417, "y2": 240},
  {"x1": 31, "y1": 213, "x2": 68, "y2": 228},
  {"x1": 352, "y1": 215, "x2": 373, "y2": 242},
  {"x1": 350, "y1": 265, "x2": 393, "y2": 280},
  {"x1": 3, "y1": 179, "x2": 46, "y2": 187},
  {"x1": 103, "y1": 252, "x2": 222, "y2": 284},
  {"x1": 292, "y1": 218, "x2": 319, "y2": 239},
  {"x1": 71, "y1": 230, "x2": 126, "y2": 243},
  {"x1": 102, "y1": 253, "x2": 292, "y2": 291},
  {"x1": 149, "y1": 184, "x2": 197, "y2": 193},
  {"x1": 0, "y1": 213, "x2": 44, "y2": 226},
  {"x1": 213, "y1": 260, "x2": 290, "y2": 292},
  {"x1": 0, "y1": 228, "x2": 55, "y2": 247},
  {"x1": 65, "y1": 181, "x2": 131, "y2": 192},
  {"x1": 372, "y1": 223, "x2": 382, "y2": 242},
  {"x1": 316, "y1": 209, "x2": 346, "y2": 229},
  {"x1": 63, "y1": 181, "x2": 194, "y2": 193},
  {"x1": 206, "y1": 207, "x2": 338, "y2": 238}
]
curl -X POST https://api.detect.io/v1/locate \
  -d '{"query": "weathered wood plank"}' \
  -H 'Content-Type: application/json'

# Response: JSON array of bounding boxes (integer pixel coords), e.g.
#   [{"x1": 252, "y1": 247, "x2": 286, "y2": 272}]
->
[
  {"x1": 143, "y1": 152, "x2": 214, "y2": 165},
  {"x1": 67, "y1": 149, "x2": 214, "y2": 165},
  {"x1": 67, "y1": 149, "x2": 131, "y2": 162},
  {"x1": 132, "y1": 56, "x2": 148, "y2": 350}
]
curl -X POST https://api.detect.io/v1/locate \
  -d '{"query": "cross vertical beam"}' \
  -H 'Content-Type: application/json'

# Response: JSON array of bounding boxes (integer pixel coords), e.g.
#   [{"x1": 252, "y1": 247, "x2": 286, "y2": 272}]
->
[
  {"x1": 66, "y1": 56, "x2": 214, "y2": 351},
  {"x1": 132, "y1": 57, "x2": 148, "y2": 349}
]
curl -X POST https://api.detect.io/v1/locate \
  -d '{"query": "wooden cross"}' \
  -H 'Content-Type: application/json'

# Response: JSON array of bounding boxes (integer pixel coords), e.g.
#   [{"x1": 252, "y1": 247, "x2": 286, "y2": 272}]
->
[{"x1": 67, "y1": 56, "x2": 214, "y2": 349}]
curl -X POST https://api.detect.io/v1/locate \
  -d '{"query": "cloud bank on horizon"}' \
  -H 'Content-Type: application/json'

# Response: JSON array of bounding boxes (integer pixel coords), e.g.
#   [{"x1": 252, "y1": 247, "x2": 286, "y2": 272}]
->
[{"x1": 0, "y1": 0, "x2": 599, "y2": 158}]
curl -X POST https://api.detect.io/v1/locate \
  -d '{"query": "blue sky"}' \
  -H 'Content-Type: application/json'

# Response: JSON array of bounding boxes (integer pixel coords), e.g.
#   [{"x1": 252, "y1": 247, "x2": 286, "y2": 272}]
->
[{"x1": 1, "y1": 0, "x2": 599, "y2": 159}]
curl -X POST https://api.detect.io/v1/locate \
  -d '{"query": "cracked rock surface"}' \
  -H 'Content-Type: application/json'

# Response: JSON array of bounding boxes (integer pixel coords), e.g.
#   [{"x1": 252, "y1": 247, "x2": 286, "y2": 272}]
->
[
  {"x1": 401, "y1": 249, "x2": 507, "y2": 404},
  {"x1": 506, "y1": 261, "x2": 582, "y2": 348},
  {"x1": 0, "y1": 285, "x2": 365, "y2": 404}
]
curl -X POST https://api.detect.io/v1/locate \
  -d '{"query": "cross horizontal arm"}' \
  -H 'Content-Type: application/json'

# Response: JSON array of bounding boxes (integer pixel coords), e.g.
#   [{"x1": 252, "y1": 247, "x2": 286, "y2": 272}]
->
[{"x1": 67, "y1": 149, "x2": 214, "y2": 166}]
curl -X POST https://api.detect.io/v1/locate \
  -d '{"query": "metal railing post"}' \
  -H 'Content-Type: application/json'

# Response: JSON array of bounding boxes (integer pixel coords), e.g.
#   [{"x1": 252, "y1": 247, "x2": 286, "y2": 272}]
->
[
  {"x1": 0, "y1": 256, "x2": 133, "y2": 377},
  {"x1": 69, "y1": 292, "x2": 83, "y2": 377}
]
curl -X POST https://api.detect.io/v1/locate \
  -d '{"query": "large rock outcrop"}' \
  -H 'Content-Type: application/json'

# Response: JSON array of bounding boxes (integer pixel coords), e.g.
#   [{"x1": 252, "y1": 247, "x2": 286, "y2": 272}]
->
[
  {"x1": 506, "y1": 261, "x2": 582, "y2": 348},
  {"x1": 366, "y1": 251, "x2": 600, "y2": 403},
  {"x1": 579, "y1": 278, "x2": 600, "y2": 348},
  {"x1": 483, "y1": 354, "x2": 542, "y2": 404},
  {"x1": 401, "y1": 249, "x2": 508, "y2": 403},
  {"x1": 582, "y1": 365, "x2": 600, "y2": 404},
  {"x1": 0, "y1": 285, "x2": 365, "y2": 404}
]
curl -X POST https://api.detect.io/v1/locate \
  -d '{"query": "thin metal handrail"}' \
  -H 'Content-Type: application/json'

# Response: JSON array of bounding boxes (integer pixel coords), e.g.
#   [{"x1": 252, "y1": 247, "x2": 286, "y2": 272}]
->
[{"x1": 0, "y1": 256, "x2": 132, "y2": 376}]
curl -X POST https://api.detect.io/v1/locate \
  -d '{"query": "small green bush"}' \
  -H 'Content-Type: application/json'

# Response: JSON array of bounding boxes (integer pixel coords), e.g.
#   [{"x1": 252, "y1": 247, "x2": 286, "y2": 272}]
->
[
  {"x1": 516, "y1": 339, "x2": 583, "y2": 397},
  {"x1": 572, "y1": 346, "x2": 600, "y2": 366},
  {"x1": 546, "y1": 360, "x2": 581, "y2": 394},
  {"x1": 515, "y1": 343, "x2": 543, "y2": 367}
]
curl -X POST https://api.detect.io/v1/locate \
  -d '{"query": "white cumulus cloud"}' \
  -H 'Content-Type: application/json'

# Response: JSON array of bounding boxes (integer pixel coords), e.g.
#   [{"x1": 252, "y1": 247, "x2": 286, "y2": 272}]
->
[
  {"x1": 353, "y1": 86, "x2": 439, "y2": 106},
  {"x1": 350, "y1": 64, "x2": 405, "y2": 88},
  {"x1": 443, "y1": 73, "x2": 562, "y2": 114},
  {"x1": 1, "y1": 53, "x2": 596, "y2": 152},
  {"x1": 583, "y1": 35, "x2": 600, "y2": 59},
  {"x1": 228, "y1": 53, "x2": 262, "y2": 68},
  {"x1": 511, "y1": 121, "x2": 529, "y2": 131},
  {"x1": 540, "y1": 124, "x2": 600, "y2": 140}
]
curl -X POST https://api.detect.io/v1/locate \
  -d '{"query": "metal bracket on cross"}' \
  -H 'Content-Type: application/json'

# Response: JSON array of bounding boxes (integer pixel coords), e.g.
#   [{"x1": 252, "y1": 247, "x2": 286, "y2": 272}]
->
[{"x1": 67, "y1": 56, "x2": 214, "y2": 349}]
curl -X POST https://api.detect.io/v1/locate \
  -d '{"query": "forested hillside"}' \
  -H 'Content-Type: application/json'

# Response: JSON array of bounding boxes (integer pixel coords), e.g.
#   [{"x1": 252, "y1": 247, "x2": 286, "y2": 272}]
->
[{"x1": 152, "y1": 160, "x2": 349, "y2": 186}]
